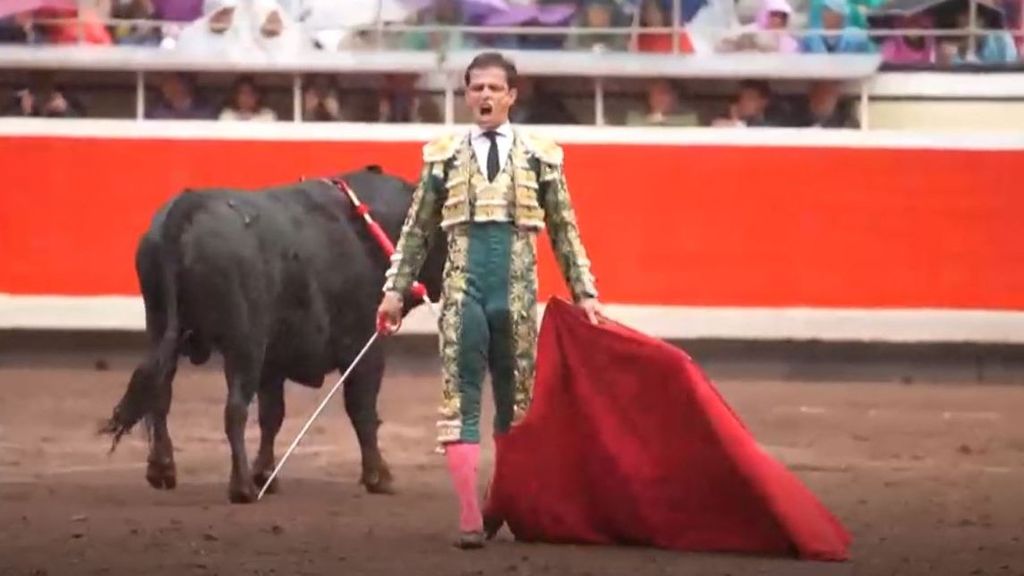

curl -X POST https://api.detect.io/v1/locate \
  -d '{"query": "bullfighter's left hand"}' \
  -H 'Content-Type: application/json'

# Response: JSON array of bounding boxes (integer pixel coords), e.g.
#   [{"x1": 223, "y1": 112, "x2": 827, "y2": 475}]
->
[{"x1": 578, "y1": 298, "x2": 604, "y2": 325}]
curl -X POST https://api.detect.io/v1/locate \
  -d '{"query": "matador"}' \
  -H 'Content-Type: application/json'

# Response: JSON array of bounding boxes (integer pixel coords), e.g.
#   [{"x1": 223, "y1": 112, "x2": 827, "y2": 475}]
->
[{"x1": 376, "y1": 51, "x2": 603, "y2": 549}]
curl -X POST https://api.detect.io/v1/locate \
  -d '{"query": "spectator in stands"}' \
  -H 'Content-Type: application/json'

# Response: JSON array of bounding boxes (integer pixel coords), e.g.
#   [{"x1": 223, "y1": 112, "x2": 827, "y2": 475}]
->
[
  {"x1": 509, "y1": 77, "x2": 579, "y2": 124},
  {"x1": 625, "y1": 78, "x2": 699, "y2": 126},
  {"x1": 109, "y1": 0, "x2": 163, "y2": 45},
  {"x1": 371, "y1": 74, "x2": 442, "y2": 123},
  {"x1": 147, "y1": 72, "x2": 216, "y2": 119},
  {"x1": 474, "y1": 4, "x2": 575, "y2": 51},
  {"x1": 716, "y1": 0, "x2": 799, "y2": 53},
  {"x1": 0, "y1": 12, "x2": 35, "y2": 43},
  {"x1": 937, "y1": 3, "x2": 1018, "y2": 65},
  {"x1": 402, "y1": 0, "x2": 474, "y2": 51},
  {"x1": 249, "y1": 0, "x2": 309, "y2": 53},
  {"x1": 27, "y1": 5, "x2": 113, "y2": 44},
  {"x1": 172, "y1": 0, "x2": 244, "y2": 56},
  {"x1": 302, "y1": 74, "x2": 343, "y2": 122},
  {"x1": 879, "y1": 12, "x2": 936, "y2": 65},
  {"x1": 631, "y1": 0, "x2": 695, "y2": 53},
  {"x1": 801, "y1": 0, "x2": 876, "y2": 54},
  {"x1": 807, "y1": 0, "x2": 882, "y2": 29},
  {"x1": 567, "y1": 0, "x2": 629, "y2": 52},
  {"x1": 711, "y1": 80, "x2": 777, "y2": 127},
  {"x1": 219, "y1": 75, "x2": 277, "y2": 121},
  {"x1": 1008, "y1": 0, "x2": 1024, "y2": 53},
  {"x1": 789, "y1": 80, "x2": 859, "y2": 128},
  {"x1": 3, "y1": 74, "x2": 85, "y2": 118},
  {"x1": 174, "y1": 0, "x2": 311, "y2": 58}
]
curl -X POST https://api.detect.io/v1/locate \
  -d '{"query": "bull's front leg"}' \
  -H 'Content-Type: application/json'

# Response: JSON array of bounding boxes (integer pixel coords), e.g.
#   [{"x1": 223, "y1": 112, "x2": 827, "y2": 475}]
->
[
  {"x1": 224, "y1": 354, "x2": 261, "y2": 504},
  {"x1": 344, "y1": 345, "x2": 393, "y2": 494},
  {"x1": 252, "y1": 375, "x2": 285, "y2": 495}
]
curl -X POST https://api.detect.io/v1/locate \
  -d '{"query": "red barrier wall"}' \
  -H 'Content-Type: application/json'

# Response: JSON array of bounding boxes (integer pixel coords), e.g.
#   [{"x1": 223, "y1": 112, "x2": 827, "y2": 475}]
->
[{"x1": 2, "y1": 133, "x2": 1021, "y2": 310}]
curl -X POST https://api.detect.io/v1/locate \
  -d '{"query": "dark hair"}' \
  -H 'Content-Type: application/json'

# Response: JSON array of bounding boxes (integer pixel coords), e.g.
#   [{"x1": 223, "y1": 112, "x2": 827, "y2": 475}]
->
[
  {"x1": 228, "y1": 75, "x2": 263, "y2": 109},
  {"x1": 738, "y1": 79, "x2": 771, "y2": 99},
  {"x1": 463, "y1": 51, "x2": 518, "y2": 88},
  {"x1": 232, "y1": 74, "x2": 258, "y2": 91}
]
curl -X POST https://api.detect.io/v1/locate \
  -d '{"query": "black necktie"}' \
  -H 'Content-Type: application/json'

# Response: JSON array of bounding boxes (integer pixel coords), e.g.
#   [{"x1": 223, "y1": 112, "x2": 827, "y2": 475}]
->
[{"x1": 484, "y1": 130, "x2": 499, "y2": 182}]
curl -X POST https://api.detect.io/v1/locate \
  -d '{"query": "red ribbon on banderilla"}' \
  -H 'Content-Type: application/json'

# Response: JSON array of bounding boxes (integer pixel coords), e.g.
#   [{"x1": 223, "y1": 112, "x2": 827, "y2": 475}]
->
[
  {"x1": 257, "y1": 177, "x2": 438, "y2": 501},
  {"x1": 333, "y1": 176, "x2": 439, "y2": 321}
]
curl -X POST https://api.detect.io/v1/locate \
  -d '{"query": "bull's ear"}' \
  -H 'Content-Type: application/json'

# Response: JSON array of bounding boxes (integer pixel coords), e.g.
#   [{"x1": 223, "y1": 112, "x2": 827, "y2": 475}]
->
[{"x1": 364, "y1": 164, "x2": 382, "y2": 174}]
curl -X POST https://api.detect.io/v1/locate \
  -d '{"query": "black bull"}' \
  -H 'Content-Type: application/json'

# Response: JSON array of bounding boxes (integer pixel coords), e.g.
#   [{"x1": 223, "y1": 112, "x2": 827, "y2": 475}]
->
[{"x1": 100, "y1": 166, "x2": 446, "y2": 503}]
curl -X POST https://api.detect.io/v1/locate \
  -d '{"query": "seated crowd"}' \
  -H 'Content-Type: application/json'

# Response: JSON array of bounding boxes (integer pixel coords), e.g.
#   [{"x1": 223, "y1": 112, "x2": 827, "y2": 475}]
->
[
  {"x1": 1, "y1": 67, "x2": 857, "y2": 129},
  {"x1": 0, "y1": 0, "x2": 1019, "y2": 126},
  {"x1": 0, "y1": 0, "x2": 1020, "y2": 65}
]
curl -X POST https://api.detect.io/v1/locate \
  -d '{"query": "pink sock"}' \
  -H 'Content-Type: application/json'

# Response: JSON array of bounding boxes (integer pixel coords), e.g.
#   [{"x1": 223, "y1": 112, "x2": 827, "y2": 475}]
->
[{"x1": 445, "y1": 442, "x2": 482, "y2": 532}]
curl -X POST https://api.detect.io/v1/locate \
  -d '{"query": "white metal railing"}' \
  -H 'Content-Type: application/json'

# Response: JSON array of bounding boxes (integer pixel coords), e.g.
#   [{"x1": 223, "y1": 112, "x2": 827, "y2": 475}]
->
[{"x1": 0, "y1": 44, "x2": 884, "y2": 126}]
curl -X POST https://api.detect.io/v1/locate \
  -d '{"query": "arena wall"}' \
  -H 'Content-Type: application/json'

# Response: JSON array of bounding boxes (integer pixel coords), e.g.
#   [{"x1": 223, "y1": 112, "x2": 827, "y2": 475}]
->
[{"x1": 1, "y1": 119, "x2": 1022, "y2": 343}]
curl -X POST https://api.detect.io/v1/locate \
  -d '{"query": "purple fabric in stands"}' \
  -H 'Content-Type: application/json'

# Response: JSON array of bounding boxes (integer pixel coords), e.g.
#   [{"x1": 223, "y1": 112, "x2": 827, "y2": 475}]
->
[
  {"x1": 153, "y1": 0, "x2": 203, "y2": 22},
  {"x1": 482, "y1": 3, "x2": 577, "y2": 25}
]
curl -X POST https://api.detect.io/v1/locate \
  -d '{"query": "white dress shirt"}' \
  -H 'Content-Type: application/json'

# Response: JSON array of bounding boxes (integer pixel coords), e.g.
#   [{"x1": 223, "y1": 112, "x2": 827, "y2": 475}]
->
[{"x1": 469, "y1": 121, "x2": 513, "y2": 178}]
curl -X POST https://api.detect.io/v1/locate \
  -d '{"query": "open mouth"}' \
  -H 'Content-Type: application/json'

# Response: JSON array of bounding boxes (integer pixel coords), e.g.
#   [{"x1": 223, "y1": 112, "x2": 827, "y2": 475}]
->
[{"x1": 479, "y1": 103, "x2": 493, "y2": 116}]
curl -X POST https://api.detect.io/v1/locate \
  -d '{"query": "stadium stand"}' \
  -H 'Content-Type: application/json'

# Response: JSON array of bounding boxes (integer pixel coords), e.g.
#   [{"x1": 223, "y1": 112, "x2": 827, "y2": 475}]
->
[{"x1": 0, "y1": 0, "x2": 1021, "y2": 128}]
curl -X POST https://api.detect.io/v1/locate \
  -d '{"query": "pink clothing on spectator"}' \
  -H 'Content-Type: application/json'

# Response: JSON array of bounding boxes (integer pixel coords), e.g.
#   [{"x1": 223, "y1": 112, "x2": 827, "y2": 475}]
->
[
  {"x1": 1015, "y1": 0, "x2": 1024, "y2": 53},
  {"x1": 754, "y1": 0, "x2": 799, "y2": 53},
  {"x1": 879, "y1": 13, "x2": 936, "y2": 65},
  {"x1": 881, "y1": 36, "x2": 935, "y2": 64}
]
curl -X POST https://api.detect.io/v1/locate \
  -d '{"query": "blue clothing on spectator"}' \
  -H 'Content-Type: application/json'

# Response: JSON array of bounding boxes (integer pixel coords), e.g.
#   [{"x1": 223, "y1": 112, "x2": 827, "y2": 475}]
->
[
  {"x1": 951, "y1": 31, "x2": 1019, "y2": 65},
  {"x1": 803, "y1": 0, "x2": 876, "y2": 54},
  {"x1": 801, "y1": 27, "x2": 876, "y2": 53}
]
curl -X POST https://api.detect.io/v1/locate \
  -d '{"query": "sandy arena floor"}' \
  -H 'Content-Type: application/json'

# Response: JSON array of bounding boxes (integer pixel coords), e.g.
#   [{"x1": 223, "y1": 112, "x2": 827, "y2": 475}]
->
[{"x1": 1, "y1": 345, "x2": 1022, "y2": 576}]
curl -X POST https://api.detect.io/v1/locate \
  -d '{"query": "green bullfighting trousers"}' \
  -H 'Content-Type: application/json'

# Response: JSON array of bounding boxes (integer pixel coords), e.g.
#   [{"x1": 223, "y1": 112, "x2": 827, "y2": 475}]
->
[{"x1": 383, "y1": 128, "x2": 598, "y2": 446}]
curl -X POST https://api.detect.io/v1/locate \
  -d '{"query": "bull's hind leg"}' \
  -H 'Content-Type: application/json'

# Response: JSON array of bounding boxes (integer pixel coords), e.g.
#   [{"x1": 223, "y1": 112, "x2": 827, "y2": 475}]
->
[
  {"x1": 136, "y1": 246, "x2": 178, "y2": 491},
  {"x1": 223, "y1": 349, "x2": 263, "y2": 504},
  {"x1": 344, "y1": 344, "x2": 393, "y2": 494},
  {"x1": 146, "y1": 362, "x2": 177, "y2": 490},
  {"x1": 252, "y1": 374, "x2": 285, "y2": 495}
]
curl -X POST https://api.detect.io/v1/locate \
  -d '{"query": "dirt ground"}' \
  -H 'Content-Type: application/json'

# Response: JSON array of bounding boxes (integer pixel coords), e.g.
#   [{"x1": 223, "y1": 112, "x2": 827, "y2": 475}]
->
[{"x1": 1, "y1": 344, "x2": 1023, "y2": 576}]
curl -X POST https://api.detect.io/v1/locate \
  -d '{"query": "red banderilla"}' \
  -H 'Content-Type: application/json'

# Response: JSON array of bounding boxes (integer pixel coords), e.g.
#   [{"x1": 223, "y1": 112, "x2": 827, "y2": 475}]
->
[{"x1": 332, "y1": 177, "x2": 431, "y2": 307}]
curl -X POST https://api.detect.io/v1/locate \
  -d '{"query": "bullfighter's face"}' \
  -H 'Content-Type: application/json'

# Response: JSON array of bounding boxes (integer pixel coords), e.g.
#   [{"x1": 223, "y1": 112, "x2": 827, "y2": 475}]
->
[{"x1": 464, "y1": 65, "x2": 517, "y2": 130}]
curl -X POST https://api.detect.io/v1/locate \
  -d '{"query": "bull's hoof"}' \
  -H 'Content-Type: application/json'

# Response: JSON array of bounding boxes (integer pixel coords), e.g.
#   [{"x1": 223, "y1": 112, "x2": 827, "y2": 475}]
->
[
  {"x1": 252, "y1": 469, "x2": 279, "y2": 495},
  {"x1": 361, "y1": 465, "x2": 395, "y2": 495},
  {"x1": 228, "y1": 482, "x2": 258, "y2": 504},
  {"x1": 146, "y1": 459, "x2": 177, "y2": 490}
]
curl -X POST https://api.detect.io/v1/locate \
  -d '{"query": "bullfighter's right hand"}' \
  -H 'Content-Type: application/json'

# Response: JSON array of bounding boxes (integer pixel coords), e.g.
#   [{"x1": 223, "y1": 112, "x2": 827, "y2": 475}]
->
[{"x1": 376, "y1": 291, "x2": 404, "y2": 335}]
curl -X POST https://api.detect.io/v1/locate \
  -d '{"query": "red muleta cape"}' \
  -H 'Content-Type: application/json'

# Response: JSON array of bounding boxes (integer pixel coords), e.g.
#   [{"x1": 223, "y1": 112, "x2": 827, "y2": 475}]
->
[{"x1": 483, "y1": 297, "x2": 852, "y2": 561}]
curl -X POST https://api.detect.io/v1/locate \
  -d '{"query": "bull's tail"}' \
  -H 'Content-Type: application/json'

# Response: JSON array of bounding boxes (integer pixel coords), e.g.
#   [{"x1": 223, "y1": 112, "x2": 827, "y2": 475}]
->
[{"x1": 100, "y1": 193, "x2": 204, "y2": 451}]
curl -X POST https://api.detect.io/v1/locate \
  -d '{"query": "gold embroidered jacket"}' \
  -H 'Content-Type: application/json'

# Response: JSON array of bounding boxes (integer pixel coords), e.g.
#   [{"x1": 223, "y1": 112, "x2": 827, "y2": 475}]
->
[{"x1": 383, "y1": 127, "x2": 598, "y2": 303}]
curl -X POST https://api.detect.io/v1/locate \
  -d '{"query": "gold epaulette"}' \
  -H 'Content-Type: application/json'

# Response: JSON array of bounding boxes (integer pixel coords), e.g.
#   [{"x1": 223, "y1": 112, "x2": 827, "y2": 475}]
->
[
  {"x1": 518, "y1": 130, "x2": 564, "y2": 166},
  {"x1": 422, "y1": 132, "x2": 461, "y2": 163}
]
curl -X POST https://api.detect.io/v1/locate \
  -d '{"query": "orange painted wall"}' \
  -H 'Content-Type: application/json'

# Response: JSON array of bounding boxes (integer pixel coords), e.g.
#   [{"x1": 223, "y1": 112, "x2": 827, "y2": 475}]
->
[{"x1": 1, "y1": 135, "x2": 1021, "y2": 310}]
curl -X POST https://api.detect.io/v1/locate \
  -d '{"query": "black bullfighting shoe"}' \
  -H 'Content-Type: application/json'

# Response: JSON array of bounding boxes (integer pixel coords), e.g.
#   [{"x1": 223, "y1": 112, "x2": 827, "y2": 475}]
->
[
  {"x1": 482, "y1": 480, "x2": 505, "y2": 540},
  {"x1": 483, "y1": 509, "x2": 504, "y2": 540}
]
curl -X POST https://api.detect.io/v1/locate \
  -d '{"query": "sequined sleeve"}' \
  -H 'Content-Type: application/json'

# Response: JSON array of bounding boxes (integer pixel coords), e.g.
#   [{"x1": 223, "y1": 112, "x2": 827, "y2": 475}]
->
[
  {"x1": 383, "y1": 162, "x2": 444, "y2": 298},
  {"x1": 539, "y1": 161, "x2": 598, "y2": 302}
]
